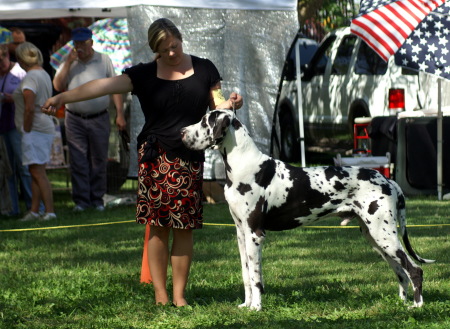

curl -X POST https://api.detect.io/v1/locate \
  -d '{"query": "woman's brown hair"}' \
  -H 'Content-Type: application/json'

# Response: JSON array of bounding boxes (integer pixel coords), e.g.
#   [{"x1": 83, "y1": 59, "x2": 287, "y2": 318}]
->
[{"x1": 147, "y1": 18, "x2": 183, "y2": 57}]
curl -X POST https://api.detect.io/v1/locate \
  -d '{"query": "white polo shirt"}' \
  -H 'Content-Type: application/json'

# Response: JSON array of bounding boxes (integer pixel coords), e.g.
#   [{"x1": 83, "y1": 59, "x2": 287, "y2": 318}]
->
[{"x1": 61, "y1": 51, "x2": 116, "y2": 115}]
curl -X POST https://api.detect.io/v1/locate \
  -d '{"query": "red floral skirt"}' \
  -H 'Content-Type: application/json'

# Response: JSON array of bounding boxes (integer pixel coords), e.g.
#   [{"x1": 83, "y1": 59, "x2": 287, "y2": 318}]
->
[{"x1": 136, "y1": 142, "x2": 204, "y2": 229}]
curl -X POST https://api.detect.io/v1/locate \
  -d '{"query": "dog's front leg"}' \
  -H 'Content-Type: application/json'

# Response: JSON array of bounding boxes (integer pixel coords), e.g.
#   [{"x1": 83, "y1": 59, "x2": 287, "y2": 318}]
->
[
  {"x1": 244, "y1": 229, "x2": 265, "y2": 311},
  {"x1": 231, "y1": 212, "x2": 253, "y2": 308}
]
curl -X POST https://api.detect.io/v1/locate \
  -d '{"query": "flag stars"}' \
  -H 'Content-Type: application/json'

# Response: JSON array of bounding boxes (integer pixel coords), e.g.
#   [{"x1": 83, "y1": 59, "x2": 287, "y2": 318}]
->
[
  {"x1": 413, "y1": 28, "x2": 423, "y2": 38},
  {"x1": 411, "y1": 44, "x2": 421, "y2": 54},
  {"x1": 428, "y1": 43, "x2": 438, "y2": 53},
  {"x1": 418, "y1": 62, "x2": 429, "y2": 71},
  {"x1": 439, "y1": 37, "x2": 448, "y2": 46},
  {"x1": 355, "y1": 0, "x2": 450, "y2": 79}
]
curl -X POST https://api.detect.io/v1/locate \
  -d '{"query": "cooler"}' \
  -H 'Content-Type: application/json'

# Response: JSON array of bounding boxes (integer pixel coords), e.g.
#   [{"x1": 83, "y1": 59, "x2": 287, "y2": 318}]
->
[{"x1": 334, "y1": 153, "x2": 391, "y2": 178}]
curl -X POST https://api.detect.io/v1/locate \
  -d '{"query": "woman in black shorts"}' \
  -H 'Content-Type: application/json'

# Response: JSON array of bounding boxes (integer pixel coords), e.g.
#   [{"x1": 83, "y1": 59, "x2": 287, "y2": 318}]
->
[{"x1": 42, "y1": 18, "x2": 243, "y2": 307}]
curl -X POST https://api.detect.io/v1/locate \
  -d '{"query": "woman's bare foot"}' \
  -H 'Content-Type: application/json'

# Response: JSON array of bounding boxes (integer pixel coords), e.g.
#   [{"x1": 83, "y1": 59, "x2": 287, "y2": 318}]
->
[
  {"x1": 172, "y1": 298, "x2": 188, "y2": 307},
  {"x1": 155, "y1": 292, "x2": 170, "y2": 306}
]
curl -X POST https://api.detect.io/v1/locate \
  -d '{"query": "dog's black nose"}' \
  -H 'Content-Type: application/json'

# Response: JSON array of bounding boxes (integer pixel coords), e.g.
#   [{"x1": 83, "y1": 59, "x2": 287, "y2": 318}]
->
[{"x1": 180, "y1": 128, "x2": 186, "y2": 139}]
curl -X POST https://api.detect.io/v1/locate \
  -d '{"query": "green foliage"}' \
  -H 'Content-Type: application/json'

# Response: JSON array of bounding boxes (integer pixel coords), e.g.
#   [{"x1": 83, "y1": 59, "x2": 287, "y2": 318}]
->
[
  {"x1": 0, "y1": 183, "x2": 449, "y2": 328},
  {"x1": 299, "y1": 0, "x2": 358, "y2": 40},
  {"x1": 319, "y1": 0, "x2": 356, "y2": 31}
]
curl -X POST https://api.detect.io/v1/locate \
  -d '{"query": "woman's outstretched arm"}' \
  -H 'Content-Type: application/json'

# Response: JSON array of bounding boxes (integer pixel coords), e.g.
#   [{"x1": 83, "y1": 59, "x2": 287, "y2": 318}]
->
[{"x1": 42, "y1": 74, "x2": 133, "y2": 115}]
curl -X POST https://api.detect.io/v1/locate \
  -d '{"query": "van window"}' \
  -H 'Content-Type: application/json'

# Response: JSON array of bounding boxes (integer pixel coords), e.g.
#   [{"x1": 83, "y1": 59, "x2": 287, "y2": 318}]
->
[
  {"x1": 332, "y1": 35, "x2": 357, "y2": 75},
  {"x1": 308, "y1": 35, "x2": 336, "y2": 77},
  {"x1": 284, "y1": 38, "x2": 318, "y2": 81},
  {"x1": 355, "y1": 41, "x2": 388, "y2": 75},
  {"x1": 290, "y1": 39, "x2": 318, "y2": 67}
]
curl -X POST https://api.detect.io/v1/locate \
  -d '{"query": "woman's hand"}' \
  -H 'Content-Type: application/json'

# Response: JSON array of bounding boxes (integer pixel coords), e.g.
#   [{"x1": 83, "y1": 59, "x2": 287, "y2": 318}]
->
[
  {"x1": 41, "y1": 95, "x2": 64, "y2": 116},
  {"x1": 229, "y1": 92, "x2": 243, "y2": 110}
]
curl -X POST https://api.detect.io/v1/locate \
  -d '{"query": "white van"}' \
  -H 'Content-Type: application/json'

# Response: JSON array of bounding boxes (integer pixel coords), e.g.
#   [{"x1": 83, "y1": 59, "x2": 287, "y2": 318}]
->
[{"x1": 272, "y1": 27, "x2": 450, "y2": 162}]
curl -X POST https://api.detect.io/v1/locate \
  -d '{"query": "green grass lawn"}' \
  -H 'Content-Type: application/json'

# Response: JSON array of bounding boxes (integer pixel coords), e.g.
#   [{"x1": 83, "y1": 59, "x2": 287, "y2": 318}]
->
[{"x1": 0, "y1": 175, "x2": 448, "y2": 329}]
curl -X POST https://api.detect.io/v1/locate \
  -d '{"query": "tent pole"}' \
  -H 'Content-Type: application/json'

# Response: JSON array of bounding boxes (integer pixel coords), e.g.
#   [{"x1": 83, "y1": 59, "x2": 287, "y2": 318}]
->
[
  {"x1": 437, "y1": 79, "x2": 443, "y2": 201},
  {"x1": 295, "y1": 39, "x2": 306, "y2": 167}
]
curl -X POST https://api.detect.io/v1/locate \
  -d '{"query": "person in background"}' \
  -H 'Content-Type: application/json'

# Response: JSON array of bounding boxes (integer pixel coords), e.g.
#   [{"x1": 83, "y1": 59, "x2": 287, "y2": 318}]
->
[
  {"x1": 0, "y1": 43, "x2": 33, "y2": 216},
  {"x1": 42, "y1": 18, "x2": 243, "y2": 306},
  {"x1": 8, "y1": 27, "x2": 26, "y2": 62},
  {"x1": 53, "y1": 27, "x2": 126, "y2": 212},
  {"x1": 13, "y1": 42, "x2": 56, "y2": 221}
]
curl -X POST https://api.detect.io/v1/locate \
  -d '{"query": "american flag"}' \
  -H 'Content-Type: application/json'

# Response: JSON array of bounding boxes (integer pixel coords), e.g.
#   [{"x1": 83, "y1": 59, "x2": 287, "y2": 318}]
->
[
  {"x1": 395, "y1": 2, "x2": 450, "y2": 79},
  {"x1": 351, "y1": 0, "x2": 446, "y2": 62}
]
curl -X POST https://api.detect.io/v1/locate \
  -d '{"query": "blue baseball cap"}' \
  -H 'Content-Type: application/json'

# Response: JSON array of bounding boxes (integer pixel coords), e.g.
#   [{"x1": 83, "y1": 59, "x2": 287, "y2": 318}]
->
[{"x1": 71, "y1": 27, "x2": 92, "y2": 41}]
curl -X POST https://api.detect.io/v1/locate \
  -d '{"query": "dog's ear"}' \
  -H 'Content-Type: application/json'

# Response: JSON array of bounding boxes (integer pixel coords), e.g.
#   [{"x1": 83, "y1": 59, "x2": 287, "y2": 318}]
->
[{"x1": 212, "y1": 114, "x2": 231, "y2": 141}]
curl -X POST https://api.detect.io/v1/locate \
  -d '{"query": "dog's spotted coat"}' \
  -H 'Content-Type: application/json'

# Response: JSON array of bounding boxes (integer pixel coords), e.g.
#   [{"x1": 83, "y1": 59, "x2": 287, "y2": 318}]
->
[{"x1": 181, "y1": 110, "x2": 434, "y2": 311}]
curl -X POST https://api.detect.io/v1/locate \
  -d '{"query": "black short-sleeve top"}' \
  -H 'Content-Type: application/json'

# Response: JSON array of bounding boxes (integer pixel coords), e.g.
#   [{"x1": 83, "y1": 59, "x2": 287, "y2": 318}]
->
[{"x1": 124, "y1": 55, "x2": 222, "y2": 162}]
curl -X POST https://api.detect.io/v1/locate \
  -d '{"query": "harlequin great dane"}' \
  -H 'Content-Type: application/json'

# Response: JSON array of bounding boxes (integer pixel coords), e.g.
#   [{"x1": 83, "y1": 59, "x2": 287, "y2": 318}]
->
[{"x1": 180, "y1": 109, "x2": 435, "y2": 311}]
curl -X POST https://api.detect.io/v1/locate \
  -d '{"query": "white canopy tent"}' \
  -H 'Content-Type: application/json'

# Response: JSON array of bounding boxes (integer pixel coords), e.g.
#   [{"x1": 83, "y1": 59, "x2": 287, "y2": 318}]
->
[
  {"x1": 1, "y1": 0, "x2": 299, "y2": 179},
  {"x1": 0, "y1": 1, "x2": 297, "y2": 19}
]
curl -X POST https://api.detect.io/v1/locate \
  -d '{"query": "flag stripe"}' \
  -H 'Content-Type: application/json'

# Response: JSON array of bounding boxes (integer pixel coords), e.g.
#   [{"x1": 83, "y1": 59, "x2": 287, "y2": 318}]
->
[
  {"x1": 351, "y1": 0, "x2": 446, "y2": 61},
  {"x1": 353, "y1": 17, "x2": 397, "y2": 55},
  {"x1": 377, "y1": 6, "x2": 417, "y2": 38},
  {"x1": 368, "y1": 10, "x2": 408, "y2": 46},
  {"x1": 392, "y1": 1, "x2": 424, "y2": 28},
  {"x1": 351, "y1": 20, "x2": 393, "y2": 61},
  {"x1": 351, "y1": 29, "x2": 392, "y2": 62},
  {"x1": 404, "y1": 0, "x2": 429, "y2": 17}
]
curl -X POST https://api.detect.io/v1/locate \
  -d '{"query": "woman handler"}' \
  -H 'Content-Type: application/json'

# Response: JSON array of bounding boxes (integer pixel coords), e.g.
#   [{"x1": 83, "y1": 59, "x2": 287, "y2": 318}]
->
[{"x1": 42, "y1": 18, "x2": 243, "y2": 306}]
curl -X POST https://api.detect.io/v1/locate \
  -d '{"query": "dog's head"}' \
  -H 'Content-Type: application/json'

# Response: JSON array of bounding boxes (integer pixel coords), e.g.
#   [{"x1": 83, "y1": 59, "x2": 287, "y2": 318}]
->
[{"x1": 181, "y1": 109, "x2": 240, "y2": 151}]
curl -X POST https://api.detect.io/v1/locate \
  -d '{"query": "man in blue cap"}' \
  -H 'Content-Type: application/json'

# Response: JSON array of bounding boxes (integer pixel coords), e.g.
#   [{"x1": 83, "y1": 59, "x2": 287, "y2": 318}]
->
[{"x1": 53, "y1": 27, "x2": 126, "y2": 212}]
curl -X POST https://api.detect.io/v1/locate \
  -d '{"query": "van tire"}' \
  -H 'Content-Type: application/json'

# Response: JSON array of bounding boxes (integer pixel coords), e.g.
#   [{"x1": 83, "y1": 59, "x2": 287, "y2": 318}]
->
[{"x1": 280, "y1": 111, "x2": 300, "y2": 162}]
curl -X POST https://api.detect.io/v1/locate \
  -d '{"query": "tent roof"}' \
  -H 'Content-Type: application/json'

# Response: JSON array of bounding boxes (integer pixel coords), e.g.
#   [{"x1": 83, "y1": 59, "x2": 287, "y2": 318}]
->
[{"x1": 0, "y1": 0, "x2": 297, "y2": 19}]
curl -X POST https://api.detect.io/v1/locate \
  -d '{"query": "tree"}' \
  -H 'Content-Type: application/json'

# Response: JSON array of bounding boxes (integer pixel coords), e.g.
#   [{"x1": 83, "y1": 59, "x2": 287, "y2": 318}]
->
[{"x1": 298, "y1": 0, "x2": 358, "y2": 41}]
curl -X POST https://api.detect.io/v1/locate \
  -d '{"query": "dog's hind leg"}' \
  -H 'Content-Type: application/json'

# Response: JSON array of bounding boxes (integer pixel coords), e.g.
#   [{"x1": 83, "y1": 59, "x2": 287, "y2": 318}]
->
[
  {"x1": 357, "y1": 217, "x2": 424, "y2": 307},
  {"x1": 382, "y1": 253, "x2": 411, "y2": 303},
  {"x1": 393, "y1": 248, "x2": 424, "y2": 307},
  {"x1": 379, "y1": 247, "x2": 423, "y2": 307}
]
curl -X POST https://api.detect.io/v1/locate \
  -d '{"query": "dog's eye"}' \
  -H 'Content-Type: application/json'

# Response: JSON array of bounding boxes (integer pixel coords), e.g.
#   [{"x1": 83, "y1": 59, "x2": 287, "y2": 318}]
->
[{"x1": 201, "y1": 118, "x2": 207, "y2": 128}]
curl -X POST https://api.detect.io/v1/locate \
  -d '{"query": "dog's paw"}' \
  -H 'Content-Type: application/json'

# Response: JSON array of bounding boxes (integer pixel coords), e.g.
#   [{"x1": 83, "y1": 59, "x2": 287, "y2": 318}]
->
[
  {"x1": 249, "y1": 303, "x2": 262, "y2": 311},
  {"x1": 238, "y1": 302, "x2": 262, "y2": 311},
  {"x1": 238, "y1": 300, "x2": 262, "y2": 311},
  {"x1": 410, "y1": 301, "x2": 424, "y2": 308}
]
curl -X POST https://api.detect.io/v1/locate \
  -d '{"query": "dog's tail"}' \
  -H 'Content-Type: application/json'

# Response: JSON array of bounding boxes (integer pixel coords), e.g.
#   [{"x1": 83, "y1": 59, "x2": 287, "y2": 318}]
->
[
  {"x1": 402, "y1": 227, "x2": 435, "y2": 264},
  {"x1": 392, "y1": 180, "x2": 436, "y2": 264}
]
